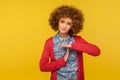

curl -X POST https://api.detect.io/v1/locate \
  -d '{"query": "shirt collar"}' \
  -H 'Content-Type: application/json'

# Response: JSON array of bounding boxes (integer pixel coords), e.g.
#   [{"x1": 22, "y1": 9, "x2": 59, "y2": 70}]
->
[{"x1": 55, "y1": 33, "x2": 70, "y2": 41}]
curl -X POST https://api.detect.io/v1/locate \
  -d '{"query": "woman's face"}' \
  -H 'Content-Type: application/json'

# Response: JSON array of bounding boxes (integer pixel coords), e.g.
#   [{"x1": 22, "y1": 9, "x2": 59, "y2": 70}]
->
[{"x1": 58, "y1": 17, "x2": 72, "y2": 34}]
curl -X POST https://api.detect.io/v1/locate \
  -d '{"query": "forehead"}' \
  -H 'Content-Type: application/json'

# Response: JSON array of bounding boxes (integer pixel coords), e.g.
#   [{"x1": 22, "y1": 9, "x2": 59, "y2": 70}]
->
[{"x1": 59, "y1": 17, "x2": 72, "y2": 22}]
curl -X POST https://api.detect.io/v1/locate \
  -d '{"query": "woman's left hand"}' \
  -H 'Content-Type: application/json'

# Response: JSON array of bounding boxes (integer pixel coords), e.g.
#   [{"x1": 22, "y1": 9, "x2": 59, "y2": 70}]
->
[{"x1": 58, "y1": 44, "x2": 71, "y2": 48}]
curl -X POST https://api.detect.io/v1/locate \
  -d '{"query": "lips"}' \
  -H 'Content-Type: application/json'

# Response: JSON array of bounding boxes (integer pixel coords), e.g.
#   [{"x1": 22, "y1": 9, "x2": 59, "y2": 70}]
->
[{"x1": 61, "y1": 28, "x2": 66, "y2": 31}]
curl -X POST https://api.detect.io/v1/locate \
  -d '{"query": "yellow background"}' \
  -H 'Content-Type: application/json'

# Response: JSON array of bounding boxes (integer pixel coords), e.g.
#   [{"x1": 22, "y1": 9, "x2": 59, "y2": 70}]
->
[{"x1": 0, "y1": 0, "x2": 120, "y2": 80}]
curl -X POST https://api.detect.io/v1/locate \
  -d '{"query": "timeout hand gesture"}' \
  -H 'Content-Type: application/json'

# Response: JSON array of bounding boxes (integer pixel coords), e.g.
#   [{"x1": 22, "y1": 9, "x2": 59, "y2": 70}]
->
[{"x1": 58, "y1": 44, "x2": 71, "y2": 61}]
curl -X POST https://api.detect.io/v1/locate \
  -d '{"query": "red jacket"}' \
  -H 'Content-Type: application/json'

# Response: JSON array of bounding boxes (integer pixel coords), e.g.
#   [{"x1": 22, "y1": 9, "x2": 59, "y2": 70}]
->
[{"x1": 40, "y1": 36, "x2": 100, "y2": 80}]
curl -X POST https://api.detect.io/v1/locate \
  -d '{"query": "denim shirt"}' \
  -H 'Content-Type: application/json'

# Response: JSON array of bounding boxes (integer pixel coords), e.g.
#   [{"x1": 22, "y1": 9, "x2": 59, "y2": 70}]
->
[{"x1": 53, "y1": 33, "x2": 78, "y2": 79}]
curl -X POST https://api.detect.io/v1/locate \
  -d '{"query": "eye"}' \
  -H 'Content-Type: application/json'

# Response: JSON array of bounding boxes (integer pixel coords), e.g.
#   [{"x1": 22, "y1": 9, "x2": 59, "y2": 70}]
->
[
  {"x1": 60, "y1": 20, "x2": 65, "y2": 23},
  {"x1": 67, "y1": 22, "x2": 72, "y2": 26}
]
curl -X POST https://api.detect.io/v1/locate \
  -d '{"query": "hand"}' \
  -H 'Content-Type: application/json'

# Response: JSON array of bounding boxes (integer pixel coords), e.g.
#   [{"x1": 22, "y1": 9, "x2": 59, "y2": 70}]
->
[
  {"x1": 58, "y1": 44, "x2": 71, "y2": 48},
  {"x1": 64, "y1": 48, "x2": 70, "y2": 61}
]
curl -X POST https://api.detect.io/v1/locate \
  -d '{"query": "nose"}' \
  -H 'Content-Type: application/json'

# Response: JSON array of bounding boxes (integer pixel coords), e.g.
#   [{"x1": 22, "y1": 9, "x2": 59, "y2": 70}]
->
[{"x1": 63, "y1": 24, "x2": 66, "y2": 28}]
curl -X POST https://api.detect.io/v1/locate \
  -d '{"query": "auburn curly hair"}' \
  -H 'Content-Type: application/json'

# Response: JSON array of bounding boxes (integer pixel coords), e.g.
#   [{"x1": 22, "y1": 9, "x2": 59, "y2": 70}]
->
[{"x1": 48, "y1": 5, "x2": 84, "y2": 35}]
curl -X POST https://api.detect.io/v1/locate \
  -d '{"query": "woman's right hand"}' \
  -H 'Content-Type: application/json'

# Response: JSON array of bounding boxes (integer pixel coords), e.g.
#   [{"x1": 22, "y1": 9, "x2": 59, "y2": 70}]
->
[{"x1": 64, "y1": 48, "x2": 69, "y2": 62}]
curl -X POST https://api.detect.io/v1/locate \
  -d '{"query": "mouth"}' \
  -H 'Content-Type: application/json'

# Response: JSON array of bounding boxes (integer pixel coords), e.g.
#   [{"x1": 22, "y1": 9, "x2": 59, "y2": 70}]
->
[
  {"x1": 61, "y1": 28, "x2": 66, "y2": 31},
  {"x1": 61, "y1": 29, "x2": 66, "y2": 32}
]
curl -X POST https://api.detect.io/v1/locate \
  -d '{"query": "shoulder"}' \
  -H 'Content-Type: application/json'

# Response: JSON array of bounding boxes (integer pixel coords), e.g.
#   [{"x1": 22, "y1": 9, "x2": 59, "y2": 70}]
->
[
  {"x1": 45, "y1": 37, "x2": 53, "y2": 44},
  {"x1": 43, "y1": 37, "x2": 53, "y2": 48},
  {"x1": 46, "y1": 37, "x2": 53, "y2": 42},
  {"x1": 73, "y1": 35, "x2": 87, "y2": 42},
  {"x1": 73, "y1": 35, "x2": 82, "y2": 40}
]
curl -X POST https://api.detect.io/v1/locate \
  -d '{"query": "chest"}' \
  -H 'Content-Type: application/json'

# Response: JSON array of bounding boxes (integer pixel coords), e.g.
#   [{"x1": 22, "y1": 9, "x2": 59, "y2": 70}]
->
[{"x1": 53, "y1": 36, "x2": 77, "y2": 61}]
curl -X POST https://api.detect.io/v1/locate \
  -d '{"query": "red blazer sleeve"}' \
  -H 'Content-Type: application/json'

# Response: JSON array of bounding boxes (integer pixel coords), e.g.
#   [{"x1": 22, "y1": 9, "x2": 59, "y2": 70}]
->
[
  {"x1": 71, "y1": 36, "x2": 100, "y2": 56},
  {"x1": 40, "y1": 38, "x2": 66, "y2": 72}
]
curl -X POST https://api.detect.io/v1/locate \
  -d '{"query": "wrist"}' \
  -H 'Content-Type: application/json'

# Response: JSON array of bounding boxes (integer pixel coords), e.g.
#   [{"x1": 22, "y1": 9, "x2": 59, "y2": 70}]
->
[
  {"x1": 64, "y1": 57, "x2": 67, "y2": 62},
  {"x1": 69, "y1": 44, "x2": 71, "y2": 48}
]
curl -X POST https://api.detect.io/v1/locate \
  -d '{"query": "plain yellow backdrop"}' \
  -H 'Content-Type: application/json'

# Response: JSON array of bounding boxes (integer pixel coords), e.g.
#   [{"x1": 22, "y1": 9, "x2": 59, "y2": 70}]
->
[{"x1": 0, "y1": 0, "x2": 120, "y2": 80}]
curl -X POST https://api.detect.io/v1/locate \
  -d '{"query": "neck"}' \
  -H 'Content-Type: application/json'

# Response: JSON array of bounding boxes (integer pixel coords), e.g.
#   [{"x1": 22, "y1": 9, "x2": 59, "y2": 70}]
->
[{"x1": 59, "y1": 32, "x2": 68, "y2": 39}]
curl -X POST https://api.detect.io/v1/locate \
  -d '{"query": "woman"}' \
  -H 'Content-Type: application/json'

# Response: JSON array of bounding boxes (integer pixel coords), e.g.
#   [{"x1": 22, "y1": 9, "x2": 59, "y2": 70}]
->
[{"x1": 39, "y1": 5, "x2": 100, "y2": 80}]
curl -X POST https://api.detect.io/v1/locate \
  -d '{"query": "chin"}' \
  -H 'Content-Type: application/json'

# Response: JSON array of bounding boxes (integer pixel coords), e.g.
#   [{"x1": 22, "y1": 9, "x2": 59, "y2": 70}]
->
[
  {"x1": 60, "y1": 31, "x2": 68, "y2": 34},
  {"x1": 59, "y1": 29, "x2": 69, "y2": 34}
]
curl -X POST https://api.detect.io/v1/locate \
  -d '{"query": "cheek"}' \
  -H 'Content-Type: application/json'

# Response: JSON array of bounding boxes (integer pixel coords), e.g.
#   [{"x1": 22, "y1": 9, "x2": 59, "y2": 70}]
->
[
  {"x1": 58, "y1": 24, "x2": 61, "y2": 29},
  {"x1": 58, "y1": 23, "x2": 62, "y2": 30},
  {"x1": 58, "y1": 22, "x2": 62, "y2": 27},
  {"x1": 67, "y1": 26, "x2": 72, "y2": 30}
]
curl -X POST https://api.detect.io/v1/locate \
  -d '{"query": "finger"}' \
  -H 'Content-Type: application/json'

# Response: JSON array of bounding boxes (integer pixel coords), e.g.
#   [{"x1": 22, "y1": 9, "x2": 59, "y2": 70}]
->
[
  {"x1": 64, "y1": 48, "x2": 70, "y2": 61},
  {"x1": 58, "y1": 44, "x2": 65, "y2": 47},
  {"x1": 66, "y1": 48, "x2": 69, "y2": 54}
]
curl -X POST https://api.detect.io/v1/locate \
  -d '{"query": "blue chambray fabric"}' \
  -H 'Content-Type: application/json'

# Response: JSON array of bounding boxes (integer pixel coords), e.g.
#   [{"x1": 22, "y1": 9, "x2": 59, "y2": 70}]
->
[{"x1": 53, "y1": 33, "x2": 78, "y2": 79}]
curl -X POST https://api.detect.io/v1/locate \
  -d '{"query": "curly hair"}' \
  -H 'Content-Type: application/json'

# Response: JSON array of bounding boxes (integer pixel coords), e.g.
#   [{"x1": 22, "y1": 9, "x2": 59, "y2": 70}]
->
[{"x1": 48, "y1": 5, "x2": 84, "y2": 35}]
